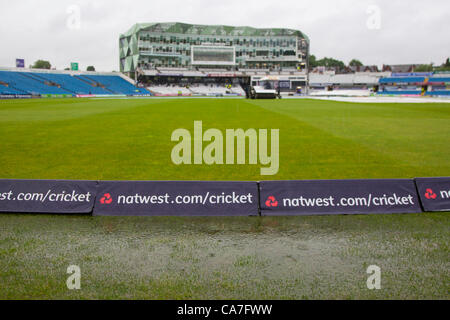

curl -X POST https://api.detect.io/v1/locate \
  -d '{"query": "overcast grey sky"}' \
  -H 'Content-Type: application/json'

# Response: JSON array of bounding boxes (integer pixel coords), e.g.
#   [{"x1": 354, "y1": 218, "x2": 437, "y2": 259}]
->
[{"x1": 0, "y1": 0, "x2": 449, "y2": 71}]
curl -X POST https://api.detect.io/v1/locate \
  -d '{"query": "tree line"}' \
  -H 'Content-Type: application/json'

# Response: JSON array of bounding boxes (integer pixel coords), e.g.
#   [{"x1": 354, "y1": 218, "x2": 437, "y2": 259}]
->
[
  {"x1": 26, "y1": 57, "x2": 450, "y2": 73},
  {"x1": 308, "y1": 55, "x2": 450, "y2": 72},
  {"x1": 29, "y1": 60, "x2": 96, "y2": 72}
]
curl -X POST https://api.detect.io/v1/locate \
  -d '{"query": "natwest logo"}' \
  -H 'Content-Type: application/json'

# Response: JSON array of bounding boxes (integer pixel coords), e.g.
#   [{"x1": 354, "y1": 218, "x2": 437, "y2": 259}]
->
[
  {"x1": 265, "y1": 196, "x2": 278, "y2": 208},
  {"x1": 100, "y1": 193, "x2": 113, "y2": 204},
  {"x1": 424, "y1": 188, "x2": 437, "y2": 200}
]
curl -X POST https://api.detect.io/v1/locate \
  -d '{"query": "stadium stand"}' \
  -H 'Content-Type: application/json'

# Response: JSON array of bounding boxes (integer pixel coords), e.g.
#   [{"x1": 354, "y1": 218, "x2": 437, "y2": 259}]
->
[
  {"x1": 146, "y1": 83, "x2": 245, "y2": 96},
  {"x1": 35, "y1": 73, "x2": 110, "y2": 95},
  {"x1": 120, "y1": 23, "x2": 309, "y2": 76},
  {"x1": 428, "y1": 77, "x2": 450, "y2": 82},
  {"x1": 377, "y1": 73, "x2": 450, "y2": 96},
  {"x1": 230, "y1": 85, "x2": 246, "y2": 96},
  {"x1": 0, "y1": 71, "x2": 71, "y2": 95},
  {"x1": 379, "y1": 77, "x2": 426, "y2": 84},
  {"x1": 309, "y1": 73, "x2": 383, "y2": 96},
  {"x1": 426, "y1": 76, "x2": 450, "y2": 96},
  {"x1": 190, "y1": 84, "x2": 231, "y2": 95},
  {"x1": 147, "y1": 84, "x2": 192, "y2": 96},
  {"x1": 0, "y1": 69, "x2": 150, "y2": 97},
  {"x1": 78, "y1": 75, "x2": 149, "y2": 95},
  {"x1": 378, "y1": 75, "x2": 423, "y2": 96},
  {"x1": 1, "y1": 66, "x2": 448, "y2": 98}
]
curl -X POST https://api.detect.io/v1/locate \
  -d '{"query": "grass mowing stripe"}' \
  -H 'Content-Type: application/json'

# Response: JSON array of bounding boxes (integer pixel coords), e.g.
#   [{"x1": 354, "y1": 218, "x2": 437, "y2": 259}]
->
[
  {"x1": 252, "y1": 99, "x2": 450, "y2": 176},
  {"x1": 0, "y1": 98, "x2": 448, "y2": 299}
]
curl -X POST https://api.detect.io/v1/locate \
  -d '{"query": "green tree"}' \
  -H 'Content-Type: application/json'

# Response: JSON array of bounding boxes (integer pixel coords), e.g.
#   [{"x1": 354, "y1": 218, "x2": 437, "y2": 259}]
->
[
  {"x1": 309, "y1": 55, "x2": 317, "y2": 68},
  {"x1": 433, "y1": 58, "x2": 450, "y2": 72},
  {"x1": 87, "y1": 66, "x2": 96, "y2": 71},
  {"x1": 414, "y1": 64, "x2": 433, "y2": 72},
  {"x1": 31, "y1": 60, "x2": 51, "y2": 69},
  {"x1": 316, "y1": 57, "x2": 346, "y2": 71},
  {"x1": 349, "y1": 59, "x2": 363, "y2": 67}
]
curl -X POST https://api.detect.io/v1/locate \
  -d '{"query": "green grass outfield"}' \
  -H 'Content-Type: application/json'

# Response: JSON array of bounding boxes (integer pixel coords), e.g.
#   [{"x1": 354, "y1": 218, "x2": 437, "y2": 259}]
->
[{"x1": 0, "y1": 97, "x2": 449, "y2": 299}]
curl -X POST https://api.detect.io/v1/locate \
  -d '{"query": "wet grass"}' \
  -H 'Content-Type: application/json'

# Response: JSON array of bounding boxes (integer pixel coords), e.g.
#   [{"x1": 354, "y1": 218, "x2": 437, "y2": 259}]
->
[
  {"x1": 0, "y1": 98, "x2": 449, "y2": 180},
  {"x1": 0, "y1": 97, "x2": 449, "y2": 299},
  {"x1": 0, "y1": 213, "x2": 448, "y2": 299}
]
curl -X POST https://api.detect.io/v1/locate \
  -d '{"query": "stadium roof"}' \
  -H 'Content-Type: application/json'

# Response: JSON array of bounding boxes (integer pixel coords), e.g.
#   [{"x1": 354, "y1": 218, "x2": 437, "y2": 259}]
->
[{"x1": 120, "y1": 22, "x2": 309, "y2": 43}]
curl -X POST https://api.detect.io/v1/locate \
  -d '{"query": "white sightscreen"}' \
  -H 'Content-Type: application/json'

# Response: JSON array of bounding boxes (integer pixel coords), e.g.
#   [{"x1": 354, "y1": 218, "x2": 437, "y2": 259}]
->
[{"x1": 191, "y1": 46, "x2": 235, "y2": 65}]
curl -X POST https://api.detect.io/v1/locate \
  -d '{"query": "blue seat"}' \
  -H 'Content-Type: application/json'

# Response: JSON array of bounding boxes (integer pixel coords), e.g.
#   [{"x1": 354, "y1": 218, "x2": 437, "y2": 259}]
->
[
  {"x1": 79, "y1": 75, "x2": 149, "y2": 95},
  {"x1": 34, "y1": 73, "x2": 110, "y2": 95},
  {"x1": 378, "y1": 90, "x2": 422, "y2": 95},
  {"x1": 379, "y1": 77, "x2": 425, "y2": 84},
  {"x1": 0, "y1": 70, "x2": 150, "y2": 96},
  {"x1": 0, "y1": 86, "x2": 27, "y2": 95},
  {"x1": 0, "y1": 71, "x2": 71, "y2": 95},
  {"x1": 427, "y1": 77, "x2": 450, "y2": 83},
  {"x1": 426, "y1": 91, "x2": 450, "y2": 96}
]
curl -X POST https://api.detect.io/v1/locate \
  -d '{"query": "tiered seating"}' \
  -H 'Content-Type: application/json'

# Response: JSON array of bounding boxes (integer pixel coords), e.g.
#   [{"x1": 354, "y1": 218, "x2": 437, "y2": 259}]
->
[
  {"x1": 146, "y1": 84, "x2": 244, "y2": 96},
  {"x1": 427, "y1": 77, "x2": 450, "y2": 84},
  {"x1": 426, "y1": 77, "x2": 450, "y2": 96},
  {"x1": 0, "y1": 71, "x2": 71, "y2": 95},
  {"x1": 0, "y1": 72, "x2": 27, "y2": 94},
  {"x1": 35, "y1": 73, "x2": 110, "y2": 95},
  {"x1": 147, "y1": 85, "x2": 192, "y2": 96},
  {"x1": 378, "y1": 74, "x2": 450, "y2": 96},
  {"x1": 379, "y1": 77, "x2": 425, "y2": 84},
  {"x1": 378, "y1": 76, "x2": 424, "y2": 95},
  {"x1": 190, "y1": 84, "x2": 230, "y2": 95},
  {"x1": 0, "y1": 85, "x2": 27, "y2": 95},
  {"x1": 79, "y1": 75, "x2": 149, "y2": 95},
  {"x1": 426, "y1": 91, "x2": 450, "y2": 96},
  {"x1": 378, "y1": 90, "x2": 422, "y2": 95},
  {"x1": 0, "y1": 70, "x2": 150, "y2": 96},
  {"x1": 231, "y1": 85, "x2": 246, "y2": 96}
]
